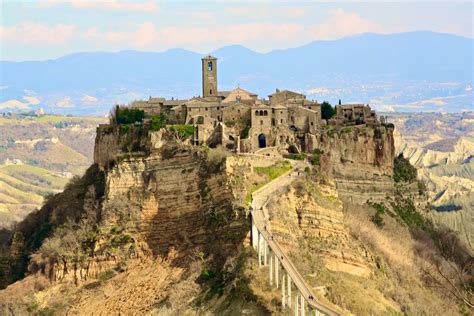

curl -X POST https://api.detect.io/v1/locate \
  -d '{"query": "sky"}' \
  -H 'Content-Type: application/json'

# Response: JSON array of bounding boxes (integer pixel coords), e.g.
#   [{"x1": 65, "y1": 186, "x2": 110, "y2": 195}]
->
[{"x1": 0, "y1": 0, "x2": 472, "y2": 61}]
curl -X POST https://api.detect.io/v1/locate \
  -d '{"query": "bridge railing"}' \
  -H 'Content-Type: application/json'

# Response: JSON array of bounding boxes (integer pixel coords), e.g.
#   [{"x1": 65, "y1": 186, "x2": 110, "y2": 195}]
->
[{"x1": 251, "y1": 210, "x2": 340, "y2": 316}]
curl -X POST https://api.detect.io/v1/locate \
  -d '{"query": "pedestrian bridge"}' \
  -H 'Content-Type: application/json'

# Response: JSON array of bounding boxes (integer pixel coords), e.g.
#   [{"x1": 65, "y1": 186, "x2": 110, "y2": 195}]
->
[{"x1": 249, "y1": 166, "x2": 340, "y2": 316}]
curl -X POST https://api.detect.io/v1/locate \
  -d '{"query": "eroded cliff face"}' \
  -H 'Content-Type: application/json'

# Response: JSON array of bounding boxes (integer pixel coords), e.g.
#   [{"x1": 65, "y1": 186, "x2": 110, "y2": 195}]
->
[
  {"x1": 102, "y1": 148, "x2": 245, "y2": 256},
  {"x1": 306, "y1": 125, "x2": 395, "y2": 178},
  {"x1": 0, "y1": 136, "x2": 254, "y2": 314},
  {"x1": 305, "y1": 126, "x2": 396, "y2": 205}
]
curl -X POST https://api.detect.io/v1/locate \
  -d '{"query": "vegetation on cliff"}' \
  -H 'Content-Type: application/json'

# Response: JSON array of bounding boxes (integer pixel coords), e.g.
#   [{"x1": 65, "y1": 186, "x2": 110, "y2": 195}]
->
[
  {"x1": 0, "y1": 164, "x2": 106, "y2": 288},
  {"x1": 393, "y1": 153, "x2": 417, "y2": 183}
]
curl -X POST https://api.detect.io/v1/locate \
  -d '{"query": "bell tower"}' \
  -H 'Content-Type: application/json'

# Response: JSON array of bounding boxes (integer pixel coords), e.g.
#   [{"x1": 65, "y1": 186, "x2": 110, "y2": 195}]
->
[{"x1": 202, "y1": 55, "x2": 217, "y2": 98}]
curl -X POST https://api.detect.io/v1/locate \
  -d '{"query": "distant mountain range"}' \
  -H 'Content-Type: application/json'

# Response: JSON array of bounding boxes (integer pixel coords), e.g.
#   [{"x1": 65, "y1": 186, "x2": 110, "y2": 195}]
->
[{"x1": 1, "y1": 31, "x2": 472, "y2": 115}]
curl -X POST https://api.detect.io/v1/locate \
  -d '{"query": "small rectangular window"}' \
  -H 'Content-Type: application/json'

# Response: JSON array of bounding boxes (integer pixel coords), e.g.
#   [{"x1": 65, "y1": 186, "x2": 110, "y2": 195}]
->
[
  {"x1": 208, "y1": 61, "x2": 213, "y2": 71},
  {"x1": 260, "y1": 120, "x2": 263, "y2": 125}
]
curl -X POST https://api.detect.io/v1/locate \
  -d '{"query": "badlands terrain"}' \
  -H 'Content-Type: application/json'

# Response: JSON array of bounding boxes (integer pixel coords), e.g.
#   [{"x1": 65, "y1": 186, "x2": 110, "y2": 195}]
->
[{"x1": 390, "y1": 112, "x2": 474, "y2": 249}]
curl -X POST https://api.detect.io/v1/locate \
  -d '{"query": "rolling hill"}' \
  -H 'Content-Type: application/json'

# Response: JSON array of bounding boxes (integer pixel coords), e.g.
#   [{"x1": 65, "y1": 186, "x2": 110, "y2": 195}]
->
[{"x1": 0, "y1": 113, "x2": 105, "y2": 228}]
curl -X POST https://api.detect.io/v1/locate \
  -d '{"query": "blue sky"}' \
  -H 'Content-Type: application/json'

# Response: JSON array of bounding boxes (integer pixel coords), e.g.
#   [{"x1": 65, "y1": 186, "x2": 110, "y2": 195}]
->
[{"x1": 1, "y1": 1, "x2": 472, "y2": 61}]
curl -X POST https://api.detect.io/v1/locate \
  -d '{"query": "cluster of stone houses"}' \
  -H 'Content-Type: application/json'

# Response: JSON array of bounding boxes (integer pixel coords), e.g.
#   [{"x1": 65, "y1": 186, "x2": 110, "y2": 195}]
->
[{"x1": 131, "y1": 56, "x2": 380, "y2": 153}]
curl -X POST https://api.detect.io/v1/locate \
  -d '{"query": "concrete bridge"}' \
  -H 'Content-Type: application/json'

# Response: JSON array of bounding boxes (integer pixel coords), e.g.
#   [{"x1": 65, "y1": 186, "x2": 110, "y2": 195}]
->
[{"x1": 250, "y1": 167, "x2": 340, "y2": 316}]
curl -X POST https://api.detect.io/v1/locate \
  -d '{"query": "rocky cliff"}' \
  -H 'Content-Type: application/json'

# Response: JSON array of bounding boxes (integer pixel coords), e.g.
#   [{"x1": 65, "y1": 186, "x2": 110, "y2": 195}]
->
[{"x1": 2, "y1": 120, "x2": 471, "y2": 315}]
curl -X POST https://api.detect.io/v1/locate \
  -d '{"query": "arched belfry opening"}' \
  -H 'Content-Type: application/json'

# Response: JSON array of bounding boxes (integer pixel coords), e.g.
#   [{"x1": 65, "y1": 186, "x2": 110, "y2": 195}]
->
[
  {"x1": 202, "y1": 55, "x2": 217, "y2": 98},
  {"x1": 258, "y1": 134, "x2": 267, "y2": 148}
]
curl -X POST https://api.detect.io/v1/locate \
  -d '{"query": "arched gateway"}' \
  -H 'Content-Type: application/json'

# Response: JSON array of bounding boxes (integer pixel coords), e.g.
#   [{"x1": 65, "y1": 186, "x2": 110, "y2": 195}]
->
[{"x1": 258, "y1": 134, "x2": 266, "y2": 148}]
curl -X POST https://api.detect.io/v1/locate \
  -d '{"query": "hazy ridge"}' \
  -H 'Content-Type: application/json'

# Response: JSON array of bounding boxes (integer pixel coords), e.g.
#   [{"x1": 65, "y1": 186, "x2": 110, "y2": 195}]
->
[{"x1": 1, "y1": 31, "x2": 472, "y2": 115}]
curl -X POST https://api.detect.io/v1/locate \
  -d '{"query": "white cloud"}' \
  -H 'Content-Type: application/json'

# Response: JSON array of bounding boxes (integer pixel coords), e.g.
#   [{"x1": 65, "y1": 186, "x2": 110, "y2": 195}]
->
[
  {"x1": 81, "y1": 94, "x2": 98, "y2": 103},
  {"x1": 372, "y1": 104, "x2": 395, "y2": 112},
  {"x1": 56, "y1": 97, "x2": 74, "y2": 108},
  {"x1": 0, "y1": 99, "x2": 31, "y2": 110},
  {"x1": 0, "y1": 95, "x2": 40, "y2": 110},
  {"x1": 83, "y1": 22, "x2": 304, "y2": 48},
  {"x1": 77, "y1": 9, "x2": 384, "y2": 50},
  {"x1": 0, "y1": 22, "x2": 76, "y2": 45},
  {"x1": 23, "y1": 96, "x2": 40, "y2": 105},
  {"x1": 40, "y1": 0, "x2": 159, "y2": 12},
  {"x1": 306, "y1": 9, "x2": 385, "y2": 40}
]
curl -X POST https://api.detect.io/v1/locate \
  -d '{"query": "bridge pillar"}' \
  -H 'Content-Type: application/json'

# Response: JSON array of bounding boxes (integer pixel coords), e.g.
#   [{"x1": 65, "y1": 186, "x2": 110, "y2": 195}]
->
[
  {"x1": 251, "y1": 220, "x2": 258, "y2": 250},
  {"x1": 275, "y1": 255, "x2": 279, "y2": 288},
  {"x1": 269, "y1": 251, "x2": 273, "y2": 285},
  {"x1": 300, "y1": 294, "x2": 305, "y2": 316},
  {"x1": 281, "y1": 271, "x2": 286, "y2": 308},
  {"x1": 262, "y1": 236, "x2": 268, "y2": 267},
  {"x1": 258, "y1": 232, "x2": 262, "y2": 267},
  {"x1": 294, "y1": 291, "x2": 299, "y2": 316},
  {"x1": 287, "y1": 274, "x2": 292, "y2": 308}
]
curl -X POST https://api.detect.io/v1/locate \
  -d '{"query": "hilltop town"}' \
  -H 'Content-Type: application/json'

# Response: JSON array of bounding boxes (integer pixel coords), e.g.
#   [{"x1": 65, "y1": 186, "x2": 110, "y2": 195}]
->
[{"x1": 111, "y1": 56, "x2": 386, "y2": 155}]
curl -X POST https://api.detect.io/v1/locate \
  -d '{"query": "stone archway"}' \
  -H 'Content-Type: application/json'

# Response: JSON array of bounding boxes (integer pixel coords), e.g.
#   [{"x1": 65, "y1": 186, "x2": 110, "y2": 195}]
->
[{"x1": 258, "y1": 134, "x2": 267, "y2": 148}]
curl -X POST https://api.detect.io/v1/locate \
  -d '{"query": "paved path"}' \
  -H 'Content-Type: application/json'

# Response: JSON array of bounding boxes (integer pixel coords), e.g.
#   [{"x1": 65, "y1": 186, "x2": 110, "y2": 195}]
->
[{"x1": 250, "y1": 162, "x2": 340, "y2": 316}]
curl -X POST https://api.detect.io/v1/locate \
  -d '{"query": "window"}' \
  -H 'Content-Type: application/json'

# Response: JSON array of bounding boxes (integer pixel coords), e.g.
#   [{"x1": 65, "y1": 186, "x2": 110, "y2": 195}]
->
[
  {"x1": 272, "y1": 109, "x2": 275, "y2": 114},
  {"x1": 217, "y1": 107, "x2": 220, "y2": 110},
  {"x1": 238, "y1": 109, "x2": 240, "y2": 113},
  {"x1": 205, "y1": 107, "x2": 208, "y2": 111},
  {"x1": 210, "y1": 89, "x2": 212, "y2": 95},
  {"x1": 255, "y1": 110, "x2": 259, "y2": 116},
  {"x1": 263, "y1": 110, "x2": 268, "y2": 116},
  {"x1": 311, "y1": 122, "x2": 314, "y2": 126},
  {"x1": 260, "y1": 120, "x2": 263, "y2": 125},
  {"x1": 281, "y1": 119, "x2": 283, "y2": 124},
  {"x1": 208, "y1": 61, "x2": 213, "y2": 71}
]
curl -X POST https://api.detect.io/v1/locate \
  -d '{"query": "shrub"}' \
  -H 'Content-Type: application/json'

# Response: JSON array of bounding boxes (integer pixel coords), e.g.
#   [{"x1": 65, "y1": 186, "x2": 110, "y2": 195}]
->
[
  {"x1": 321, "y1": 101, "x2": 335, "y2": 120},
  {"x1": 120, "y1": 124, "x2": 130, "y2": 134},
  {"x1": 417, "y1": 180, "x2": 427, "y2": 195},
  {"x1": 169, "y1": 124, "x2": 194, "y2": 139},
  {"x1": 310, "y1": 148, "x2": 324, "y2": 165},
  {"x1": 150, "y1": 113, "x2": 167, "y2": 131},
  {"x1": 240, "y1": 126, "x2": 250, "y2": 139},
  {"x1": 200, "y1": 268, "x2": 216, "y2": 280},
  {"x1": 368, "y1": 202, "x2": 386, "y2": 228},
  {"x1": 286, "y1": 153, "x2": 306, "y2": 160},
  {"x1": 393, "y1": 153, "x2": 417, "y2": 183},
  {"x1": 116, "y1": 107, "x2": 144, "y2": 125}
]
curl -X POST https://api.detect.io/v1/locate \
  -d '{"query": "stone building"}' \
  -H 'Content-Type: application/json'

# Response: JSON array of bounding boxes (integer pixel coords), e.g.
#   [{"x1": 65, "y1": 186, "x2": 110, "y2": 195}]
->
[
  {"x1": 330, "y1": 104, "x2": 377, "y2": 125},
  {"x1": 130, "y1": 55, "x2": 379, "y2": 153}
]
